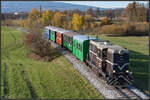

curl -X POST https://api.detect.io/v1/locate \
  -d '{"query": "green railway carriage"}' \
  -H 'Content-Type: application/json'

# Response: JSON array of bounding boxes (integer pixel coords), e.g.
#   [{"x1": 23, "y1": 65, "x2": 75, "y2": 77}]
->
[
  {"x1": 63, "y1": 31, "x2": 79, "y2": 51},
  {"x1": 73, "y1": 35, "x2": 98, "y2": 62},
  {"x1": 50, "y1": 30, "x2": 56, "y2": 42},
  {"x1": 46, "y1": 26, "x2": 57, "y2": 42}
]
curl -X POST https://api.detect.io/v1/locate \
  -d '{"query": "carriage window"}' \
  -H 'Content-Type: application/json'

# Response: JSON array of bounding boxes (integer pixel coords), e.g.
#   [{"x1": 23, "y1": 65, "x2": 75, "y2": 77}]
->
[
  {"x1": 68, "y1": 37, "x2": 70, "y2": 43},
  {"x1": 70, "y1": 37, "x2": 72, "y2": 44},
  {"x1": 80, "y1": 45, "x2": 82, "y2": 52},
  {"x1": 73, "y1": 41, "x2": 75, "y2": 46},
  {"x1": 67, "y1": 37, "x2": 69, "y2": 42},
  {"x1": 79, "y1": 44, "x2": 80, "y2": 50},
  {"x1": 76, "y1": 42, "x2": 78, "y2": 49},
  {"x1": 102, "y1": 49, "x2": 107, "y2": 58},
  {"x1": 69, "y1": 37, "x2": 71, "y2": 43},
  {"x1": 68, "y1": 37, "x2": 69, "y2": 43}
]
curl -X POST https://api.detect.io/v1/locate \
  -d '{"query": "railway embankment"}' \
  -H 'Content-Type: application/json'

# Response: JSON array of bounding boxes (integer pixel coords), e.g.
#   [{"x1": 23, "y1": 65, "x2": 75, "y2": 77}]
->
[{"x1": 49, "y1": 39, "x2": 149, "y2": 99}]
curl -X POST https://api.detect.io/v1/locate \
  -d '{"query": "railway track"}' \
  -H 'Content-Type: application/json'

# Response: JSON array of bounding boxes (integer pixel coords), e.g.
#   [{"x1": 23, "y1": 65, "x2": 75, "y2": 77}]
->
[
  {"x1": 91, "y1": 67, "x2": 146, "y2": 99},
  {"x1": 115, "y1": 87, "x2": 142, "y2": 99}
]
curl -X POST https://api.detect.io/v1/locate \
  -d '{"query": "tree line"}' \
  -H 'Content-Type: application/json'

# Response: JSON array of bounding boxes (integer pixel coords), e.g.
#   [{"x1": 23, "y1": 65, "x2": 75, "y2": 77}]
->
[{"x1": 2, "y1": 1, "x2": 148, "y2": 34}]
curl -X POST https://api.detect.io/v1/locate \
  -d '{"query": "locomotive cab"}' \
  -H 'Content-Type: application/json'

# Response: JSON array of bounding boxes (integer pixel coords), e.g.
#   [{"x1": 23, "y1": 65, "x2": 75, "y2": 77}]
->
[
  {"x1": 87, "y1": 40, "x2": 112, "y2": 76},
  {"x1": 106, "y1": 45, "x2": 133, "y2": 87}
]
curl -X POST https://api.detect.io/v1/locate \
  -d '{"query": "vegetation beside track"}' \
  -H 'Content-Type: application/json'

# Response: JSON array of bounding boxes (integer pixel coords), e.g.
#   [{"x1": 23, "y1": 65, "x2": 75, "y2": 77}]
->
[{"x1": 1, "y1": 26, "x2": 104, "y2": 99}]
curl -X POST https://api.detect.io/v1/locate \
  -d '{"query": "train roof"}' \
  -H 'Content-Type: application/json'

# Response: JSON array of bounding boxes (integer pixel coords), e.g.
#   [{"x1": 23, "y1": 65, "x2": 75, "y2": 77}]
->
[
  {"x1": 90, "y1": 40, "x2": 129, "y2": 54},
  {"x1": 73, "y1": 35, "x2": 98, "y2": 43},
  {"x1": 107, "y1": 45, "x2": 129, "y2": 54},
  {"x1": 45, "y1": 26, "x2": 69, "y2": 33},
  {"x1": 90, "y1": 40, "x2": 112, "y2": 49},
  {"x1": 63, "y1": 30, "x2": 80, "y2": 37}
]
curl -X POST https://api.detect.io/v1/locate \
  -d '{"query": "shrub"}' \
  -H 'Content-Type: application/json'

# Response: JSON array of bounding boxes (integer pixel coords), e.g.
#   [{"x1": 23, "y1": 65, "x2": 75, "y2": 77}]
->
[
  {"x1": 99, "y1": 22, "x2": 149, "y2": 36},
  {"x1": 2, "y1": 19, "x2": 23, "y2": 26},
  {"x1": 24, "y1": 31, "x2": 57, "y2": 61},
  {"x1": 100, "y1": 17, "x2": 112, "y2": 26}
]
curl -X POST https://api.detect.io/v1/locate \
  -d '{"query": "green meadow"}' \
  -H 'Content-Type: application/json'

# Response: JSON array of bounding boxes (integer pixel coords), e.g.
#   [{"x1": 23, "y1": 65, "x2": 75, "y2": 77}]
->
[
  {"x1": 1, "y1": 26, "x2": 148, "y2": 99},
  {"x1": 1, "y1": 26, "x2": 104, "y2": 99}
]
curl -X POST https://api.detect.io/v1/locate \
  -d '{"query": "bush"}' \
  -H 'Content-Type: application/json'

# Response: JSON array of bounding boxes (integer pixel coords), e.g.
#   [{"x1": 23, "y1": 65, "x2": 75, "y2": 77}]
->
[
  {"x1": 2, "y1": 19, "x2": 23, "y2": 26},
  {"x1": 99, "y1": 22, "x2": 149, "y2": 36},
  {"x1": 24, "y1": 31, "x2": 57, "y2": 61},
  {"x1": 100, "y1": 17, "x2": 112, "y2": 26}
]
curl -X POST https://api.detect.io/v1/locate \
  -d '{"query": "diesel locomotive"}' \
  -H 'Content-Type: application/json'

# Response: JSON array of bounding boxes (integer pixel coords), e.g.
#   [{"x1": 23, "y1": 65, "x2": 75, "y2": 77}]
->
[
  {"x1": 86, "y1": 40, "x2": 133, "y2": 87},
  {"x1": 45, "y1": 26, "x2": 133, "y2": 87}
]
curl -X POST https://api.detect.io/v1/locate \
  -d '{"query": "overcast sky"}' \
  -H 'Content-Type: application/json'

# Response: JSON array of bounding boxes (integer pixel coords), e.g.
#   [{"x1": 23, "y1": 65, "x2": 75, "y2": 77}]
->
[{"x1": 59, "y1": 1, "x2": 148, "y2": 8}]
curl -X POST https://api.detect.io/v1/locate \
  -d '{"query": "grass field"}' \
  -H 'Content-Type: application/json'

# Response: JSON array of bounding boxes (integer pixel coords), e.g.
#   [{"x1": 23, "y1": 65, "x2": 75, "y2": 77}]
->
[
  {"x1": 1, "y1": 26, "x2": 149, "y2": 99},
  {"x1": 1, "y1": 26, "x2": 104, "y2": 99},
  {"x1": 98, "y1": 35, "x2": 149, "y2": 94}
]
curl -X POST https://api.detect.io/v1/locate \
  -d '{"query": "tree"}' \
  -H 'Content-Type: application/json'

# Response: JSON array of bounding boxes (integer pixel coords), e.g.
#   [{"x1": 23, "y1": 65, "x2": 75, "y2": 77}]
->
[
  {"x1": 100, "y1": 16, "x2": 111, "y2": 26},
  {"x1": 28, "y1": 8, "x2": 41, "y2": 21},
  {"x1": 86, "y1": 7, "x2": 94, "y2": 17},
  {"x1": 73, "y1": 9, "x2": 83, "y2": 15},
  {"x1": 125, "y1": 2, "x2": 148, "y2": 22},
  {"x1": 106, "y1": 9, "x2": 114, "y2": 20},
  {"x1": 27, "y1": 8, "x2": 41, "y2": 27},
  {"x1": 72, "y1": 13, "x2": 85, "y2": 31},
  {"x1": 42, "y1": 10, "x2": 53, "y2": 25},
  {"x1": 51, "y1": 12, "x2": 63, "y2": 27}
]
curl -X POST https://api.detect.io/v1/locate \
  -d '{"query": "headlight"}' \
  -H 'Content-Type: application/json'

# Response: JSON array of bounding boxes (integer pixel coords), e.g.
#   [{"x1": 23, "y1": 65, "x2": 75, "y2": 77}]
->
[
  {"x1": 113, "y1": 70, "x2": 116, "y2": 73},
  {"x1": 126, "y1": 70, "x2": 129, "y2": 73}
]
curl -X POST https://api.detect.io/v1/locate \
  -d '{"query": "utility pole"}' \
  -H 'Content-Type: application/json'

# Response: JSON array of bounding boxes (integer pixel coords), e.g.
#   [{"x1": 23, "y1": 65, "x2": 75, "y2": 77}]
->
[{"x1": 40, "y1": 5, "x2": 42, "y2": 17}]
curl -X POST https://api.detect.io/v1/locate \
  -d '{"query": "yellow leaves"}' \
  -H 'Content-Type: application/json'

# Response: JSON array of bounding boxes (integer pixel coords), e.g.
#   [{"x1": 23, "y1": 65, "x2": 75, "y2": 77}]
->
[
  {"x1": 72, "y1": 13, "x2": 85, "y2": 31},
  {"x1": 51, "y1": 12, "x2": 63, "y2": 27},
  {"x1": 26, "y1": 8, "x2": 41, "y2": 27},
  {"x1": 100, "y1": 16, "x2": 111, "y2": 26},
  {"x1": 42, "y1": 10, "x2": 53, "y2": 25},
  {"x1": 28, "y1": 8, "x2": 41, "y2": 22},
  {"x1": 82, "y1": 23, "x2": 89, "y2": 31},
  {"x1": 90, "y1": 23, "x2": 96, "y2": 29},
  {"x1": 125, "y1": 2, "x2": 147, "y2": 22},
  {"x1": 84, "y1": 14, "x2": 92, "y2": 21}
]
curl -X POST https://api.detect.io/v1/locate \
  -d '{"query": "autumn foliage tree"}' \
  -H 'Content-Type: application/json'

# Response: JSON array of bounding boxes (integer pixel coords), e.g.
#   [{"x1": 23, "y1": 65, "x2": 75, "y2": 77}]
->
[
  {"x1": 72, "y1": 13, "x2": 85, "y2": 31},
  {"x1": 27, "y1": 8, "x2": 41, "y2": 27},
  {"x1": 42, "y1": 10, "x2": 53, "y2": 25},
  {"x1": 86, "y1": 7, "x2": 94, "y2": 17},
  {"x1": 100, "y1": 16, "x2": 111, "y2": 26},
  {"x1": 125, "y1": 2, "x2": 147, "y2": 22},
  {"x1": 51, "y1": 12, "x2": 64, "y2": 27}
]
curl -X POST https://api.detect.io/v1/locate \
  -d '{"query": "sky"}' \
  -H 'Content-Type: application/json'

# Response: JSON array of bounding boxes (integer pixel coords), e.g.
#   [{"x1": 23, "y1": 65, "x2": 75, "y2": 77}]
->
[{"x1": 60, "y1": 1, "x2": 148, "y2": 8}]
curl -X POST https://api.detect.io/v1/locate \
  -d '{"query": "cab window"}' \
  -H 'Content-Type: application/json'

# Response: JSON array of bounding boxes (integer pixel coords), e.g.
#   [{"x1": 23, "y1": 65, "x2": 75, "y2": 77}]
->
[{"x1": 98, "y1": 49, "x2": 101, "y2": 58}]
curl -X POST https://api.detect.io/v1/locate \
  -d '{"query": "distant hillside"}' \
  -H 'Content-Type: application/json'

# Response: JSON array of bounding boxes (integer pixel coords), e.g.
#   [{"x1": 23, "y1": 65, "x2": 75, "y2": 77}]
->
[{"x1": 2, "y1": 1, "x2": 107, "y2": 13}]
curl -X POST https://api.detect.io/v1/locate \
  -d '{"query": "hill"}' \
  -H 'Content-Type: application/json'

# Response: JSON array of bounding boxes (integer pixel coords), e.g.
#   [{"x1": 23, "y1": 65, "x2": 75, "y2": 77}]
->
[{"x1": 2, "y1": 1, "x2": 106, "y2": 13}]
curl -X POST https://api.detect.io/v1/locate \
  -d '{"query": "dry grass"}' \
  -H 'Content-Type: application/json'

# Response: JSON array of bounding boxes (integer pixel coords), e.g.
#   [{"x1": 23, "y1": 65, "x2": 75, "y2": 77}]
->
[{"x1": 99, "y1": 22, "x2": 149, "y2": 36}]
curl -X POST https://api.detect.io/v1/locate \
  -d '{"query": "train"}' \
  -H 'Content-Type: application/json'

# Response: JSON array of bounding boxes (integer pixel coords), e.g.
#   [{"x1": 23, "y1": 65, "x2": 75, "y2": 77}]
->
[{"x1": 45, "y1": 26, "x2": 133, "y2": 87}]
